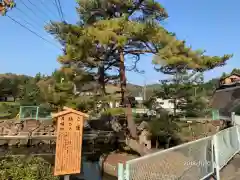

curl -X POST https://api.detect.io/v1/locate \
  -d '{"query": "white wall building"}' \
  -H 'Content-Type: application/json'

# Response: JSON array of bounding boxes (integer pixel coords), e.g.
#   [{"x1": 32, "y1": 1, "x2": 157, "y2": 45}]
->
[{"x1": 155, "y1": 98, "x2": 182, "y2": 114}]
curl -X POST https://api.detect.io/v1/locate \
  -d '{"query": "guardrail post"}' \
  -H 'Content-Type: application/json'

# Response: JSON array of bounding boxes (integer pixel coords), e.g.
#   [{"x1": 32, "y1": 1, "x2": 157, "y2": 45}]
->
[
  {"x1": 125, "y1": 163, "x2": 130, "y2": 180},
  {"x1": 231, "y1": 112, "x2": 236, "y2": 126},
  {"x1": 118, "y1": 163, "x2": 124, "y2": 180},
  {"x1": 236, "y1": 125, "x2": 240, "y2": 151},
  {"x1": 211, "y1": 137, "x2": 214, "y2": 175},
  {"x1": 213, "y1": 135, "x2": 220, "y2": 180},
  {"x1": 36, "y1": 106, "x2": 39, "y2": 120}
]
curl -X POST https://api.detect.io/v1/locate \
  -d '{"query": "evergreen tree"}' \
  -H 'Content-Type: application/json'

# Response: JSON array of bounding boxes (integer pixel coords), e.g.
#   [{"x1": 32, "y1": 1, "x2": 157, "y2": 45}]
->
[
  {"x1": 151, "y1": 70, "x2": 205, "y2": 116},
  {"x1": 45, "y1": 0, "x2": 232, "y2": 155},
  {"x1": 231, "y1": 68, "x2": 240, "y2": 74},
  {"x1": 153, "y1": 40, "x2": 232, "y2": 74},
  {"x1": 152, "y1": 41, "x2": 232, "y2": 117},
  {"x1": 45, "y1": 0, "x2": 174, "y2": 105}
]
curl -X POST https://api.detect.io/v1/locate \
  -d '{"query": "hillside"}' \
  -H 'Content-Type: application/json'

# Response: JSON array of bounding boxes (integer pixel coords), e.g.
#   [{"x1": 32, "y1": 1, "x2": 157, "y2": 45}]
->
[
  {"x1": 126, "y1": 83, "x2": 143, "y2": 97},
  {"x1": 127, "y1": 83, "x2": 162, "y2": 98},
  {"x1": 127, "y1": 79, "x2": 217, "y2": 100}
]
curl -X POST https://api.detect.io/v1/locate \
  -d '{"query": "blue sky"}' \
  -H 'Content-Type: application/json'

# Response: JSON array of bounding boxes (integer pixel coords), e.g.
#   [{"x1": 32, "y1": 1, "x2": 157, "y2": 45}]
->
[{"x1": 0, "y1": 0, "x2": 238, "y2": 85}]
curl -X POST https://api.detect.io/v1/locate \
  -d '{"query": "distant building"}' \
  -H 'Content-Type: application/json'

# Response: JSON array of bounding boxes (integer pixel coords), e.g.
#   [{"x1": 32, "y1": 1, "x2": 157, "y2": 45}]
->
[
  {"x1": 155, "y1": 98, "x2": 183, "y2": 114},
  {"x1": 219, "y1": 73, "x2": 240, "y2": 86},
  {"x1": 211, "y1": 73, "x2": 240, "y2": 118},
  {"x1": 0, "y1": 95, "x2": 14, "y2": 102},
  {"x1": 135, "y1": 96, "x2": 143, "y2": 102}
]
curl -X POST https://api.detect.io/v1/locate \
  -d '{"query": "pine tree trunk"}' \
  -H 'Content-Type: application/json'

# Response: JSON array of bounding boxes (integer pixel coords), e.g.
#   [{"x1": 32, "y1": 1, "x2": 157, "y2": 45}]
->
[
  {"x1": 98, "y1": 65, "x2": 105, "y2": 95},
  {"x1": 118, "y1": 50, "x2": 151, "y2": 156},
  {"x1": 156, "y1": 136, "x2": 159, "y2": 149},
  {"x1": 119, "y1": 51, "x2": 126, "y2": 106},
  {"x1": 119, "y1": 50, "x2": 138, "y2": 139},
  {"x1": 98, "y1": 64, "x2": 106, "y2": 109}
]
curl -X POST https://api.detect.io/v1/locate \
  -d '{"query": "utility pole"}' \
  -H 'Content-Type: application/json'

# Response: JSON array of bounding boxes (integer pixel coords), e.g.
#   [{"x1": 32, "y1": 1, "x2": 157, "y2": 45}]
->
[
  {"x1": 143, "y1": 79, "x2": 146, "y2": 101},
  {"x1": 141, "y1": 75, "x2": 147, "y2": 109}
]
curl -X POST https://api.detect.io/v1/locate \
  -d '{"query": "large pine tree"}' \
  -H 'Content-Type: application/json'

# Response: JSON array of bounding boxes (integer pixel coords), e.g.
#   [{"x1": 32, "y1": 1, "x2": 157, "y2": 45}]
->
[{"x1": 46, "y1": 0, "x2": 232, "y2": 155}]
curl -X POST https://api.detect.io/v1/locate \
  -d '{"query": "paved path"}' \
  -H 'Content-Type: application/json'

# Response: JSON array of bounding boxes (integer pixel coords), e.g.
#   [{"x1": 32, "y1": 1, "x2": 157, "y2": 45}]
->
[{"x1": 220, "y1": 153, "x2": 240, "y2": 180}]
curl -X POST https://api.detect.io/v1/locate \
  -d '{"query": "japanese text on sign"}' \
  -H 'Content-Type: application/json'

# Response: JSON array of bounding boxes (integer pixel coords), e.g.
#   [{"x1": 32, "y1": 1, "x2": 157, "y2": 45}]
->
[{"x1": 54, "y1": 112, "x2": 84, "y2": 176}]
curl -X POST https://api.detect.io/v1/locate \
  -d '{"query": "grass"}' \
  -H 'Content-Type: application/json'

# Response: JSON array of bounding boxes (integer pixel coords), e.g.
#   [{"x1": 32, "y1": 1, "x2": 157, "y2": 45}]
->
[
  {"x1": 0, "y1": 113, "x2": 11, "y2": 120},
  {"x1": 0, "y1": 101, "x2": 19, "y2": 106},
  {"x1": 0, "y1": 101, "x2": 20, "y2": 119},
  {"x1": 177, "y1": 121, "x2": 217, "y2": 142}
]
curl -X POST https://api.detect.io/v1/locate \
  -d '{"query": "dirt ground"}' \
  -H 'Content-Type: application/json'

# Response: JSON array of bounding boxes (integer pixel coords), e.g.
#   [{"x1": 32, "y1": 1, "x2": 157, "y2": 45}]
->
[{"x1": 220, "y1": 153, "x2": 240, "y2": 180}]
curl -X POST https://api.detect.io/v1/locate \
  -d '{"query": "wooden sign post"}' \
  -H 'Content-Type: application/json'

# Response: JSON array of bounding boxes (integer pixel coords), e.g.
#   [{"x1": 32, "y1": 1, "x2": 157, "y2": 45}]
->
[{"x1": 52, "y1": 107, "x2": 89, "y2": 177}]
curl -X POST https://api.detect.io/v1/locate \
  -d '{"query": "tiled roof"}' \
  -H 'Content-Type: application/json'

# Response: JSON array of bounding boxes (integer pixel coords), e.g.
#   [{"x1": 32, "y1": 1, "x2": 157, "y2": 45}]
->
[
  {"x1": 211, "y1": 85, "x2": 240, "y2": 117},
  {"x1": 219, "y1": 73, "x2": 240, "y2": 80}
]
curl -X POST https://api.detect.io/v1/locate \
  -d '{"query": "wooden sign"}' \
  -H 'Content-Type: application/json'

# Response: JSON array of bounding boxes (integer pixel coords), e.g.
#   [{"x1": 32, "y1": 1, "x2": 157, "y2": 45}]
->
[{"x1": 52, "y1": 107, "x2": 88, "y2": 176}]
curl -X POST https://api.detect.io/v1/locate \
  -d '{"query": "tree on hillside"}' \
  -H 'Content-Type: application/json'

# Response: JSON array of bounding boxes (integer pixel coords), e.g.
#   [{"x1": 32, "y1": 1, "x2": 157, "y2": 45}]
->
[
  {"x1": 19, "y1": 81, "x2": 43, "y2": 106},
  {"x1": 201, "y1": 78, "x2": 219, "y2": 96},
  {"x1": 0, "y1": 74, "x2": 21, "y2": 101},
  {"x1": 231, "y1": 68, "x2": 240, "y2": 74},
  {"x1": 35, "y1": 74, "x2": 74, "y2": 112}
]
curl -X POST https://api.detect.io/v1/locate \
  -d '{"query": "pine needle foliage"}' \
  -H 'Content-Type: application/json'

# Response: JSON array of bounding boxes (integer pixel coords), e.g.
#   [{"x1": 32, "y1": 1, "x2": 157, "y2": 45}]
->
[
  {"x1": 45, "y1": 0, "x2": 232, "y2": 112},
  {"x1": 45, "y1": 0, "x2": 177, "y2": 105}
]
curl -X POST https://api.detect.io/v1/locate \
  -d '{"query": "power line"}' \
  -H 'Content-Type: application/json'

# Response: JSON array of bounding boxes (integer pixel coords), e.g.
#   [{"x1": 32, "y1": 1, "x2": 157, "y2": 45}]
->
[
  {"x1": 6, "y1": 14, "x2": 61, "y2": 49},
  {"x1": 13, "y1": 7, "x2": 37, "y2": 29},
  {"x1": 25, "y1": 0, "x2": 53, "y2": 21},
  {"x1": 49, "y1": 0, "x2": 60, "y2": 18},
  {"x1": 57, "y1": 0, "x2": 64, "y2": 21},
  {"x1": 14, "y1": 6, "x2": 57, "y2": 44},
  {"x1": 39, "y1": 0, "x2": 59, "y2": 20},
  {"x1": 11, "y1": 14, "x2": 36, "y2": 31},
  {"x1": 18, "y1": 0, "x2": 49, "y2": 25},
  {"x1": 15, "y1": 6, "x2": 43, "y2": 28},
  {"x1": 54, "y1": 0, "x2": 64, "y2": 21},
  {"x1": 9, "y1": 12, "x2": 56, "y2": 44},
  {"x1": 54, "y1": 0, "x2": 63, "y2": 21}
]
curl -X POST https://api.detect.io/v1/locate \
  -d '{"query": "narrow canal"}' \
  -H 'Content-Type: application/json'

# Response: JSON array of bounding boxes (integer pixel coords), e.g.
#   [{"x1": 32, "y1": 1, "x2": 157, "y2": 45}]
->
[{"x1": 0, "y1": 146, "x2": 117, "y2": 180}]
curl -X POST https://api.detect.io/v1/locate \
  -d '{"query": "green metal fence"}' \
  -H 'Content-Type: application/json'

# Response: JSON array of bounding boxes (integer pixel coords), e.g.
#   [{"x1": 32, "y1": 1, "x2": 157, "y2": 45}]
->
[{"x1": 19, "y1": 106, "x2": 52, "y2": 120}]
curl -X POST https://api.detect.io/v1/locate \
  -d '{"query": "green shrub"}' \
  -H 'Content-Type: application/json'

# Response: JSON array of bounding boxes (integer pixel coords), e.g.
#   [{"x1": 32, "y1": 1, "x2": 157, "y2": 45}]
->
[
  {"x1": 0, "y1": 103, "x2": 19, "y2": 119},
  {"x1": 102, "y1": 108, "x2": 125, "y2": 116},
  {"x1": 0, "y1": 156, "x2": 59, "y2": 180}
]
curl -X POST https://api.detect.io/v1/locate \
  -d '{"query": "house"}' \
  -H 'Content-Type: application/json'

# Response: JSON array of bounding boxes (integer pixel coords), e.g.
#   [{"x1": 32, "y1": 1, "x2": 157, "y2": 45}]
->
[
  {"x1": 211, "y1": 74, "x2": 240, "y2": 118},
  {"x1": 0, "y1": 95, "x2": 14, "y2": 102},
  {"x1": 152, "y1": 98, "x2": 183, "y2": 114},
  {"x1": 219, "y1": 73, "x2": 240, "y2": 86}
]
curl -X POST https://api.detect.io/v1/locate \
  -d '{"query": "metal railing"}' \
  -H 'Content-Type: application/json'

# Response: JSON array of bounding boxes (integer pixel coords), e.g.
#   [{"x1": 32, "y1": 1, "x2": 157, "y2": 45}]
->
[
  {"x1": 119, "y1": 137, "x2": 213, "y2": 180},
  {"x1": 214, "y1": 126, "x2": 240, "y2": 179},
  {"x1": 19, "y1": 106, "x2": 52, "y2": 120},
  {"x1": 118, "y1": 114, "x2": 240, "y2": 180}
]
